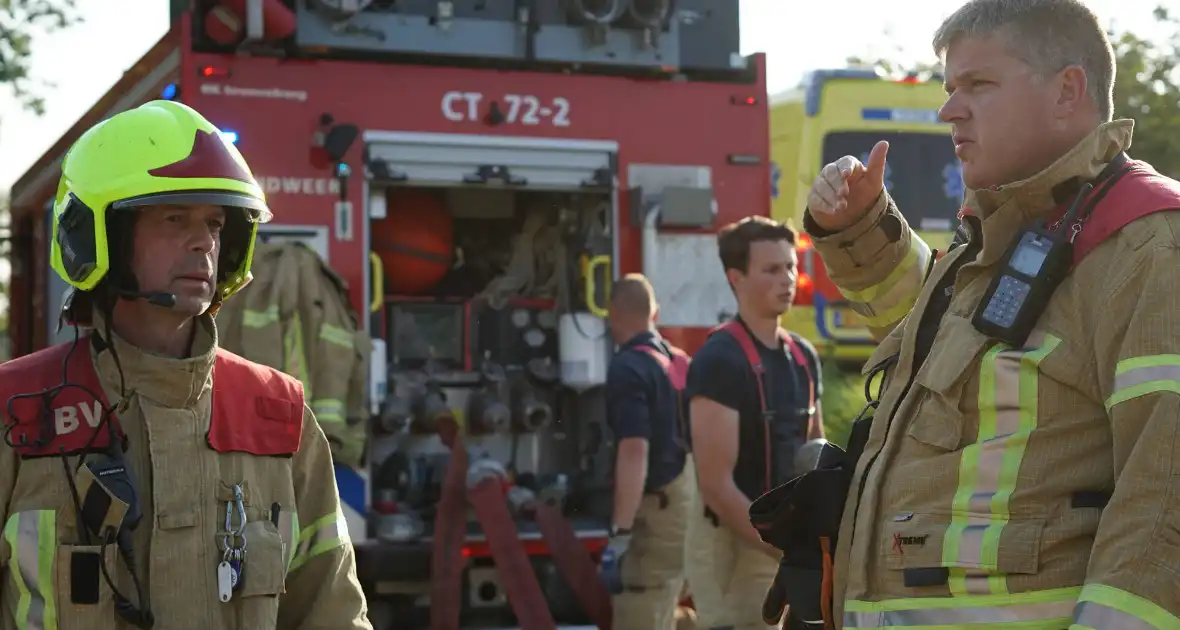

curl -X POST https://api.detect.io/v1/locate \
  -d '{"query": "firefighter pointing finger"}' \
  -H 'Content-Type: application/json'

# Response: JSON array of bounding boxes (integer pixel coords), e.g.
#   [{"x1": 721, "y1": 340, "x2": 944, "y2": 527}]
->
[
  {"x1": 751, "y1": 1, "x2": 1180, "y2": 628},
  {"x1": 0, "y1": 100, "x2": 371, "y2": 630}
]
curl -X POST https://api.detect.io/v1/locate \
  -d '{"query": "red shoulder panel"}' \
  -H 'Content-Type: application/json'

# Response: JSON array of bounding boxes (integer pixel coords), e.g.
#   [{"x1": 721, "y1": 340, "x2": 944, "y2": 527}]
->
[
  {"x1": 1074, "y1": 164, "x2": 1180, "y2": 263},
  {"x1": 633, "y1": 345, "x2": 691, "y2": 391},
  {"x1": 0, "y1": 338, "x2": 120, "y2": 458},
  {"x1": 208, "y1": 349, "x2": 305, "y2": 456}
]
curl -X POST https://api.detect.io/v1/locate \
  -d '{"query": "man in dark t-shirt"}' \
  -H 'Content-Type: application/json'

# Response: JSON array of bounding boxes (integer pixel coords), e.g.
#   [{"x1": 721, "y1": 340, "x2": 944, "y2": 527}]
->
[
  {"x1": 599, "y1": 274, "x2": 692, "y2": 630},
  {"x1": 685, "y1": 216, "x2": 824, "y2": 630}
]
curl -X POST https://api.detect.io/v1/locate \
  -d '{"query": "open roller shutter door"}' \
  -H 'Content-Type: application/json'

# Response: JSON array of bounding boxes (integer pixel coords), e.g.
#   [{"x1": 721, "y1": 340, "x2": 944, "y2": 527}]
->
[{"x1": 363, "y1": 131, "x2": 617, "y2": 191}]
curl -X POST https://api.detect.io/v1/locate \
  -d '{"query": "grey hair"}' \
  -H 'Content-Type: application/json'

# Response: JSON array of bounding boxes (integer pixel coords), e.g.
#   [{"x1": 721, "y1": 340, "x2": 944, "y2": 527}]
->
[{"x1": 932, "y1": 0, "x2": 1116, "y2": 121}]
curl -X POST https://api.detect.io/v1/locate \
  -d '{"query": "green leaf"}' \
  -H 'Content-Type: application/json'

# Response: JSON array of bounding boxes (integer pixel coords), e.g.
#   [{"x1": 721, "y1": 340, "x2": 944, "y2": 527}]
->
[{"x1": 0, "y1": 0, "x2": 81, "y2": 119}]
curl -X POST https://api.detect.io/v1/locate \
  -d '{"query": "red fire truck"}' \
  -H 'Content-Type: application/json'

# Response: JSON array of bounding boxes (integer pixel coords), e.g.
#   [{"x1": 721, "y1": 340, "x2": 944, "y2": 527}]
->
[{"x1": 6, "y1": 1, "x2": 769, "y2": 627}]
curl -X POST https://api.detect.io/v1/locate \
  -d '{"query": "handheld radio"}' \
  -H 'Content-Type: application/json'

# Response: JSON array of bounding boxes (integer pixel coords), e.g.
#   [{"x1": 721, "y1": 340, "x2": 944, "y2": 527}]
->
[
  {"x1": 971, "y1": 183, "x2": 1092, "y2": 347},
  {"x1": 971, "y1": 152, "x2": 1134, "y2": 347}
]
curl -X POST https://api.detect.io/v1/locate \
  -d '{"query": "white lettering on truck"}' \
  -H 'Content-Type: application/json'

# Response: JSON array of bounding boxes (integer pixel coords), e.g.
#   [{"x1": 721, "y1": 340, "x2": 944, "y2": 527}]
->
[
  {"x1": 441, "y1": 91, "x2": 571, "y2": 127},
  {"x1": 257, "y1": 176, "x2": 341, "y2": 196},
  {"x1": 200, "y1": 83, "x2": 309, "y2": 102}
]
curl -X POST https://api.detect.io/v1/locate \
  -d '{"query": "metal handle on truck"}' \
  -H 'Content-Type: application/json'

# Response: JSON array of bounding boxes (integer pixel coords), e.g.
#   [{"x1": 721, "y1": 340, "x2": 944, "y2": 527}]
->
[
  {"x1": 369, "y1": 251, "x2": 384, "y2": 313},
  {"x1": 583, "y1": 254, "x2": 611, "y2": 318}
]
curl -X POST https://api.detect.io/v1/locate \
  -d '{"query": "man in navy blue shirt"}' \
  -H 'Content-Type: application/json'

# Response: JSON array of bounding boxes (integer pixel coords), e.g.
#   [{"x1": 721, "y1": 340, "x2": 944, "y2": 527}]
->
[
  {"x1": 599, "y1": 273, "x2": 692, "y2": 630},
  {"x1": 685, "y1": 216, "x2": 824, "y2": 630}
]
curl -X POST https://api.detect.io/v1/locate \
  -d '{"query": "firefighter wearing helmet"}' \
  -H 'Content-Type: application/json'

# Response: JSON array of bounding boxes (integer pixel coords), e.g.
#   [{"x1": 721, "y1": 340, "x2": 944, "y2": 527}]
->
[{"x1": 0, "y1": 100, "x2": 372, "y2": 630}]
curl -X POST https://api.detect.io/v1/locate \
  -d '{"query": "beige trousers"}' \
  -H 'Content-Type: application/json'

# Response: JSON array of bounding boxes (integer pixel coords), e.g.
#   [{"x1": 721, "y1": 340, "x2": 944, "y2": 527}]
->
[
  {"x1": 683, "y1": 484, "x2": 781, "y2": 630},
  {"x1": 612, "y1": 457, "x2": 695, "y2": 630}
]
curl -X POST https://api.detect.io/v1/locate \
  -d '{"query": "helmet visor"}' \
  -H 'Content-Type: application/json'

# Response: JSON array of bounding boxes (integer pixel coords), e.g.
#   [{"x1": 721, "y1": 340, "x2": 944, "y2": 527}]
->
[{"x1": 109, "y1": 189, "x2": 271, "y2": 222}]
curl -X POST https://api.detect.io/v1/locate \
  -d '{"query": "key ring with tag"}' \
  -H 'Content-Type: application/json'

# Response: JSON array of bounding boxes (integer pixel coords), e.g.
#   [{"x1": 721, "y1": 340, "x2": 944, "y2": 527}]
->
[{"x1": 217, "y1": 484, "x2": 250, "y2": 602}]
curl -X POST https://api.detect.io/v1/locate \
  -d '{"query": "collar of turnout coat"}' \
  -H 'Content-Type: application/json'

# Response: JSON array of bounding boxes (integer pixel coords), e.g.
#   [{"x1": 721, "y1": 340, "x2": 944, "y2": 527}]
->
[
  {"x1": 965, "y1": 120, "x2": 1134, "y2": 223},
  {"x1": 89, "y1": 308, "x2": 219, "y2": 409}
]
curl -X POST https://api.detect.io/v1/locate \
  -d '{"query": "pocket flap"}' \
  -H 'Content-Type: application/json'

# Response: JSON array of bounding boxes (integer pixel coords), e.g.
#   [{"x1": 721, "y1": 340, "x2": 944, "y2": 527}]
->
[
  {"x1": 879, "y1": 512, "x2": 1042, "y2": 575},
  {"x1": 912, "y1": 314, "x2": 991, "y2": 395},
  {"x1": 235, "y1": 520, "x2": 288, "y2": 597},
  {"x1": 906, "y1": 316, "x2": 991, "y2": 451}
]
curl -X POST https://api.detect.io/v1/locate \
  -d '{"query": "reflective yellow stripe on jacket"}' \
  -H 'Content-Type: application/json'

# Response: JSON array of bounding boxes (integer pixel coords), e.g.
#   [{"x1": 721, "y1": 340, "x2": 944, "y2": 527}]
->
[
  {"x1": 1070, "y1": 584, "x2": 1180, "y2": 630},
  {"x1": 846, "y1": 587, "x2": 1079, "y2": 628},
  {"x1": 242, "y1": 305, "x2": 279, "y2": 329},
  {"x1": 3, "y1": 511, "x2": 57, "y2": 630},
  {"x1": 310, "y1": 399, "x2": 344, "y2": 425},
  {"x1": 847, "y1": 333, "x2": 1072, "y2": 627},
  {"x1": 319, "y1": 323, "x2": 354, "y2": 350},
  {"x1": 289, "y1": 508, "x2": 350, "y2": 572},
  {"x1": 284, "y1": 311, "x2": 310, "y2": 395},
  {"x1": 944, "y1": 332, "x2": 1061, "y2": 595},
  {"x1": 841, "y1": 237, "x2": 931, "y2": 329},
  {"x1": 1104, "y1": 354, "x2": 1180, "y2": 410}
]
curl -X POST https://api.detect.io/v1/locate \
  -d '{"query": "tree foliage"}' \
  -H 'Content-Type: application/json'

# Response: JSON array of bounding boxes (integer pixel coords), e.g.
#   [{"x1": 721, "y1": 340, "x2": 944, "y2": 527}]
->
[
  {"x1": 0, "y1": 0, "x2": 81, "y2": 115},
  {"x1": 1112, "y1": 7, "x2": 1180, "y2": 176},
  {"x1": 847, "y1": 6, "x2": 1180, "y2": 175}
]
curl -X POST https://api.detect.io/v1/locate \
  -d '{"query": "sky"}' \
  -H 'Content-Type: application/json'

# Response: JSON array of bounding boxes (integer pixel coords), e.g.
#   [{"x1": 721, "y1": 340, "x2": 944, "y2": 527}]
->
[{"x1": 0, "y1": 0, "x2": 1169, "y2": 298}]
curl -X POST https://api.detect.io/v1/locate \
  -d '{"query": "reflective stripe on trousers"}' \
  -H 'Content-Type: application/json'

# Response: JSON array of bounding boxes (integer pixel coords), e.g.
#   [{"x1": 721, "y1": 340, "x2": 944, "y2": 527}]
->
[
  {"x1": 844, "y1": 586, "x2": 1079, "y2": 628},
  {"x1": 3, "y1": 511, "x2": 57, "y2": 630}
]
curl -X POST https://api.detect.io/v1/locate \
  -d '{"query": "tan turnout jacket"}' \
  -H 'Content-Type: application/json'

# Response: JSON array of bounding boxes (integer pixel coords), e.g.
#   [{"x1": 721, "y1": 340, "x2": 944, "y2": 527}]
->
[
  {"x1": 0, "y1": 314, "x2": 372, "y2": 629},
  {"x1": 807, "y1": 121, "x2": 1180, "y2": 629}
]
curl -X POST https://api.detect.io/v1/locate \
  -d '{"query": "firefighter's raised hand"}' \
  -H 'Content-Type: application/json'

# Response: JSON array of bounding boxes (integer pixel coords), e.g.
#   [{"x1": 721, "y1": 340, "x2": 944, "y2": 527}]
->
[{"x1": 807, "y1": 140, "x2": 890, "y2": 232}]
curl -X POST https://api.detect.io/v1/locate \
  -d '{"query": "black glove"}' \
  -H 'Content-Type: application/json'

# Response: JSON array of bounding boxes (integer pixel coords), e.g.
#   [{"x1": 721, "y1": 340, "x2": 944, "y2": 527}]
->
[
  {"x1": 764, "y1": 565, "x2": 826, "y2": 628},
  {"x1": 749, "y1": 443, "x2": 852, "y2": 629}
]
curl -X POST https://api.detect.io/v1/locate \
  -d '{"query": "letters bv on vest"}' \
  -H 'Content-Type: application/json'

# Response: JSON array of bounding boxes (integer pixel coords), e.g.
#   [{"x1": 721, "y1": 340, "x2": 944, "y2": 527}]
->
[
  {"x1": 713, "y1": 321, "x2": 816, "y2": 496},
  {"x1": 1, "y1": 336, "x2": 305, "y2": 458}
]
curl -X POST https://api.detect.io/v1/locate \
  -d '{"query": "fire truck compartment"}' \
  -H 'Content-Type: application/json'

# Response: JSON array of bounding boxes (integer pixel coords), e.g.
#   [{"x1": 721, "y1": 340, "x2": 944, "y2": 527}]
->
[{"x1": 360, "y1": 131, "x2": 618, "y2": 624}]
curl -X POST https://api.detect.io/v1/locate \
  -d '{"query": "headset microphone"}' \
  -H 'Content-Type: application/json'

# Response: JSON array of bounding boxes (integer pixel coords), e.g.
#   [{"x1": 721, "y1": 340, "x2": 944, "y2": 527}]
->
[{"x1": 118, "y1": 290, "x2": 177, "y2": 309}]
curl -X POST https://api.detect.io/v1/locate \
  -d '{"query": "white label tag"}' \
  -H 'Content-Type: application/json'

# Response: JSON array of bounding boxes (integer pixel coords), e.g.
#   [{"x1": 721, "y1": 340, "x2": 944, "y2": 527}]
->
[{"x1": 217, "y1": 561, "x2": 235, "y2": 603}]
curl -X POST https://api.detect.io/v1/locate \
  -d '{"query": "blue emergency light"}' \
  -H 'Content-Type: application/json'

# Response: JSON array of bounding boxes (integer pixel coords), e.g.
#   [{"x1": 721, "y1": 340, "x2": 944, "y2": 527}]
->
[
  {"x1": 161, "y1": 83, "x2": 179, "y2": 101},
  {"x1": 862, "y1": 108, "x2": 943, "y2": 124},
  {"x1": 220, "y1": 130, "x2": 239, "y2": 145}
]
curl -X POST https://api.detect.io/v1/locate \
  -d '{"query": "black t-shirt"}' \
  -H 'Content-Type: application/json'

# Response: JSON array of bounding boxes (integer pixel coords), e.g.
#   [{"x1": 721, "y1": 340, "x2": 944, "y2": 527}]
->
[
  {"x1": 605, "y1": 332, "x2": 688, "y2": 491},
  {"x1": 685, "y1": 320, "x2": 822, "y2": 499}
]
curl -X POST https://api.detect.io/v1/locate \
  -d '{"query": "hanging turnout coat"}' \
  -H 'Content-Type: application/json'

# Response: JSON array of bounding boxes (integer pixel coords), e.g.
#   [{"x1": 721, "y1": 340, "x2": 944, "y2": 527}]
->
[{"x1": 215, "y1": 242, "x2": 372, "y2": 469}]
